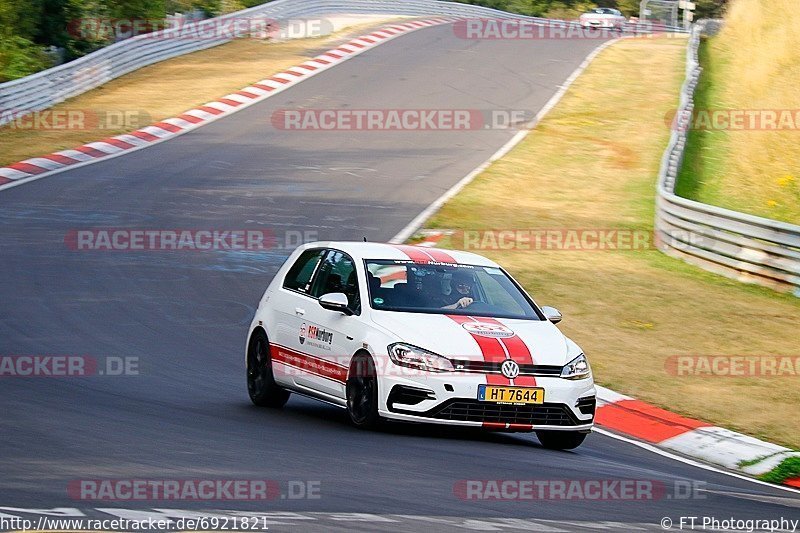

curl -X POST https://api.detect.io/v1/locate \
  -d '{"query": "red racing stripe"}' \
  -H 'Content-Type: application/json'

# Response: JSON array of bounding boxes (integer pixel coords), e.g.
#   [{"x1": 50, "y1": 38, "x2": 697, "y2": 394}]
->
[
  {"x1": 448, "y1": 316, "x2": 536, "y2": 431},
  {"x1": 471, "y1": 317, "x2": 537, "y2": 387},
  {"x1": 421, "y1": 248, "x2": 456, "y2": 263},
  {"x1": 270, "y1": 344, "x2": 348, "y2": 383},
  {"x1": 0, "y1": 177, "x2": 12, "y2": 185},
  {"x1": 390, "y1": 244, "x2": 435, "y2": 263},
  {"x1": 446, "y1": 315, "x2": 509, "y2": 386}
]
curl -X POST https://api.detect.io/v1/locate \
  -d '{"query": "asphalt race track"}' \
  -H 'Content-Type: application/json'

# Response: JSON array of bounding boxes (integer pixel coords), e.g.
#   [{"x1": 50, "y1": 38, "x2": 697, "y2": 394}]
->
[{"x1": 1, "y1": 22, "x2": 798, "y2": 532}]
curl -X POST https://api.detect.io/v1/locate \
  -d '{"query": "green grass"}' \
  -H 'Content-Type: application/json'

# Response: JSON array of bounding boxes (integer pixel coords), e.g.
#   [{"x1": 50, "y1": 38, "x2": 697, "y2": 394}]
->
[
  {"x1": 760, "y1": 457, "x2": 800, "y2": 484},
  {"x1": 674, "y1": 0, "x2": 800, "y2": 224}
]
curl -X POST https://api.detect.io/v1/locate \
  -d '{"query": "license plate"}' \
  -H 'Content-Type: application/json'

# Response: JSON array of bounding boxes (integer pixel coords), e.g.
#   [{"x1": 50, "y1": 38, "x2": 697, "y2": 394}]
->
[{"x1": 478, "y1": 385, "x2": 544, "y2": 404}]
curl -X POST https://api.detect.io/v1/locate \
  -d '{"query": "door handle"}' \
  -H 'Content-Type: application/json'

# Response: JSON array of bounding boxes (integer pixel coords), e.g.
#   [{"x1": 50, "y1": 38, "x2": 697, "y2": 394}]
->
[{"x1": 295, "y1": 308, "x2": 305, "y2": 316}]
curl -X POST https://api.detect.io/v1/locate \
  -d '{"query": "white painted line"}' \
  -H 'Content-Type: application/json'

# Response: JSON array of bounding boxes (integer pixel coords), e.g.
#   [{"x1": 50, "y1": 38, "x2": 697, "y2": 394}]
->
[
  {"x1": 390, "y1": 37, "x2": 619, "y2": 244},
  {"x1": 382, "y1": 36, "x2": 800, "y2": 491}
]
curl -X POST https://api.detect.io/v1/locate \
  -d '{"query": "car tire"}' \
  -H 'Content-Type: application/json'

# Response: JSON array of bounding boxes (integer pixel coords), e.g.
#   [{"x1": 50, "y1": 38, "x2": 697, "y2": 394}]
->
[
  {"x1": 346, "y1": 354, "x2": 381, "y2": 429},
  {"x1": 535, "y1": 430, "x2": 587, "y2": 450},
  {"x1": 247, "y1": 330, "x2": 290, "y2": 408}
]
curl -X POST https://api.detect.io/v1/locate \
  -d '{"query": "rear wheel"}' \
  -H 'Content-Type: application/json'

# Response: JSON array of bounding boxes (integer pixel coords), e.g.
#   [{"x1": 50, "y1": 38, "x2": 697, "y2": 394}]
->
[
  {"x1": 536, "y1": 430, "x2": 587, "y2": 450},
  {"x1": 247, "y1": 330, "x2": 290, "y2": 407},
  {"x1": 346, "y1": 354, "x2": 380, "y2": 429}
]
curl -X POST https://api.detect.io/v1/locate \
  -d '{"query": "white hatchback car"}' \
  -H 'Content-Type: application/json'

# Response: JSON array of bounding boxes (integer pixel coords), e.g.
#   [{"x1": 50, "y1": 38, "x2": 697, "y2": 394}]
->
[
  {"x1": 246, "y1": 242, "x2": 595, "y2": 449},
  {"x1": 579, "y1": 8, "x2": 626, "y2": 29}
]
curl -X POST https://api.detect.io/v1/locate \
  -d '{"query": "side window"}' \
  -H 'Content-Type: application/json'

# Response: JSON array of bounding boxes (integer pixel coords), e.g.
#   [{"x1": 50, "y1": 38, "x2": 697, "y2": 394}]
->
[
  {"x1": 310, "y1": 250, "x2": 360, "y2": 312},
  {"x1": 283, "y1": 249, "x2": 325, "y2": 293}
]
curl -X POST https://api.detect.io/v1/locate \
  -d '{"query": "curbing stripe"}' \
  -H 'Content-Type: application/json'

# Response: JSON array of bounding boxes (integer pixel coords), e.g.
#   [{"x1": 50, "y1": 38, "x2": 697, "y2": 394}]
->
[{"x1": 594, "y1": 399, "x2": 710, "y2": 443}]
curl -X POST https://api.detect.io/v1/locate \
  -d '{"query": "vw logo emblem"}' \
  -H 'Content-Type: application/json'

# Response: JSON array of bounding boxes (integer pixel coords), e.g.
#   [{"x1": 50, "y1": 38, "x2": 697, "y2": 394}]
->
[{"x1": 500, "y1": 359, "x2": 520, "y2": 379}]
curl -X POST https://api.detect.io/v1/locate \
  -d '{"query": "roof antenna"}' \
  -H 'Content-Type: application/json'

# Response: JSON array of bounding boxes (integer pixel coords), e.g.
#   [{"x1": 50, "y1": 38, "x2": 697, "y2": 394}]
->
[{"x1": 363, "y1": 236, "x2": 368, "y2": 242}]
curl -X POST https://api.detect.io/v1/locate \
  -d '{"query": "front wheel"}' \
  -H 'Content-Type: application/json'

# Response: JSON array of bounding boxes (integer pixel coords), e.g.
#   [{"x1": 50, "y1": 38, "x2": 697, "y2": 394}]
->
[
  {"x1": 536, "y1": 430, "x2": 587, "y2": 450},
  {"x1": 346, "y1": 355, "x2": 381, "y2": 429},
  {"x1": 247, "y1": 330, "x2": 290, "y2": 407}
]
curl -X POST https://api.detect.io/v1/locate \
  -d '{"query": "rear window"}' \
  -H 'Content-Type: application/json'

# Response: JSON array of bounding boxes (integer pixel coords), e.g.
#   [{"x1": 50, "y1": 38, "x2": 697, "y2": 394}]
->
[{"x1": 283, "y1": 249, "x2": 325, "y2": 293}]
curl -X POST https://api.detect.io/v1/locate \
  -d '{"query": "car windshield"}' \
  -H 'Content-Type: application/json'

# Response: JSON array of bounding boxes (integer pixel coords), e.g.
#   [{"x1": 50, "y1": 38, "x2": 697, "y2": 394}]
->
[{"x1": 364, "y1": 260, "x2": 542, "y2": 320}]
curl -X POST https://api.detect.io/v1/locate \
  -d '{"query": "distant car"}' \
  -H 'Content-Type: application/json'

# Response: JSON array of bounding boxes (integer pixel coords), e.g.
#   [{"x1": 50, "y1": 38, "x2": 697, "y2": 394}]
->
[
  {"x1": 579, "y1": 8, "x2": 626, "y2": 30},
  {"x1": 245, "y1": 242, "x2": 595, "y2": 450}
]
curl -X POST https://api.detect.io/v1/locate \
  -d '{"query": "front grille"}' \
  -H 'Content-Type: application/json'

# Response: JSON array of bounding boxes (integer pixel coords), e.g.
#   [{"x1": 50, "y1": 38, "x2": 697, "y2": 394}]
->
[
  {"x1": 425, "y1": 400, "x2": 580, "y2": 426},
  {"x1": 450, "y1": 359, "x2": 562, "y2": 376}
]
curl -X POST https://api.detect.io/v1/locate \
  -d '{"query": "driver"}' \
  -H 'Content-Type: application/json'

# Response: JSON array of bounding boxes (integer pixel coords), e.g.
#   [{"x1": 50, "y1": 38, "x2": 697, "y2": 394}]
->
[{"x1": 441, "y1": 271, "x2": 474, "y2": 310}]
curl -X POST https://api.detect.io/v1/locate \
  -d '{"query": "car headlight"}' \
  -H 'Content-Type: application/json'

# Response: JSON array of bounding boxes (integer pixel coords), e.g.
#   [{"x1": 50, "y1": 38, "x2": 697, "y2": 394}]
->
[
  {"x1": 561, "y1": 353, "x2": 591, "y2": 380},
  {"x1": 388, "y1": 343, "x2": 454, "y2": 373}
]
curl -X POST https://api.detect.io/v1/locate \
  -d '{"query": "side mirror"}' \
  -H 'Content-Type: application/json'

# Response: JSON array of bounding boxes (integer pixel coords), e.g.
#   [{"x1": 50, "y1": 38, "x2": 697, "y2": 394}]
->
[
  {"x1": 541, "y1": 306, "x2": 562, "y2": 324},
  {"x1": 319, "y1": 292, "x2": 353, "y2": 315}
]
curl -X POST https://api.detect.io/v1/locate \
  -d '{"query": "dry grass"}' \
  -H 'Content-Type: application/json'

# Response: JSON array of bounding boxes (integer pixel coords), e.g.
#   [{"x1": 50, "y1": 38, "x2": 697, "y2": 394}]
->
[
  {"x1": 428, "y1": 35, "x2": 800, "y2": 448},
  {"x1": 0, "y1": 18, "x2": 405, "y2": 167},
  {"x1": 676, "y1": 0, "x2": 800, "y2": 224}
]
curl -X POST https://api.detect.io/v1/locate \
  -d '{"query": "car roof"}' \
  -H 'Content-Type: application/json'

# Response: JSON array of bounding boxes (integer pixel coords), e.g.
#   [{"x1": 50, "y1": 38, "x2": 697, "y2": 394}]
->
[{"x1": 298, "y1": 241, "x2": 501, "y2": 267}]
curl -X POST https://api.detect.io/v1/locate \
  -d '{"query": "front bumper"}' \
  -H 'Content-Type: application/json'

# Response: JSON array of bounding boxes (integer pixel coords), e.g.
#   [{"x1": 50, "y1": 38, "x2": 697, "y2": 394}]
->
[{"x1": 377, "y1": 371, "x2": 595, "y2": 432}]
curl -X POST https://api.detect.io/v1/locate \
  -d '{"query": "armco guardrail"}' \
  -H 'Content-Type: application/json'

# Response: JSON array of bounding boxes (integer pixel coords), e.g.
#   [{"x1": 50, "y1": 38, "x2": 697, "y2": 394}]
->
[
  {"x1": 0, "y1": 0, "x2": 685, "y2": 126},
  {"x1": 655, "y1": 21, "x2": 800, "y2": 296}
]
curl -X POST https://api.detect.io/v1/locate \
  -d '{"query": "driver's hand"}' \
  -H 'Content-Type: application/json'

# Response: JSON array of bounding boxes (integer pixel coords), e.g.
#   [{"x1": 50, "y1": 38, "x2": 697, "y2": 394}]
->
[{"x1": 457, "y1": 297, "x2": 473, "y2": 308}]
